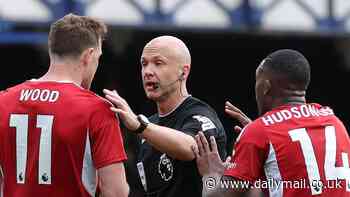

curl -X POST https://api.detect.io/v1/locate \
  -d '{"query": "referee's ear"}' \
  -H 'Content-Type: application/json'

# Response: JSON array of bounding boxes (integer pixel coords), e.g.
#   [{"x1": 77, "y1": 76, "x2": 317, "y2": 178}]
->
[{"x1": 181, "y1": 64, "x2": 190, "y2": 80}]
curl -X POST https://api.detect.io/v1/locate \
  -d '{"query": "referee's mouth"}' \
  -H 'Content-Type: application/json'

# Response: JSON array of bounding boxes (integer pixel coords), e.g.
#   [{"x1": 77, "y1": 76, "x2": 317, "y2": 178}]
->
[{"x1": 144, "y1": 81, "x2": 158, "y2": 91}]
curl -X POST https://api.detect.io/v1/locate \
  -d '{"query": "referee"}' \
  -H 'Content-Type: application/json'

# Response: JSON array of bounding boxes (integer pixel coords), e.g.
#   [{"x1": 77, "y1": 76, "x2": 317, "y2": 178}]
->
[{"x1": 104, "y1": 35, "x2": 226, "y2": 197}]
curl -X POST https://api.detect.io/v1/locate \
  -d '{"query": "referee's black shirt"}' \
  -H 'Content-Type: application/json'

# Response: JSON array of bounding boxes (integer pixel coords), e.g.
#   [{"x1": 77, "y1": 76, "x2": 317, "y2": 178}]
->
[{"x1": 136, "y1": 96, "x2": 227, "y2": 197}]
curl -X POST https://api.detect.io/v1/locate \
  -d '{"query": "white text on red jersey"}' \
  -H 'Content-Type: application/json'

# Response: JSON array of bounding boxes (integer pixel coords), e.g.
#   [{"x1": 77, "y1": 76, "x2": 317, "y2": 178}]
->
[
  {"x1": 20, "y1": 89, "x2": 59, "y2": 102},
  {"x1": 262, "y1": 105, "x2": 334, "y2": 126}
]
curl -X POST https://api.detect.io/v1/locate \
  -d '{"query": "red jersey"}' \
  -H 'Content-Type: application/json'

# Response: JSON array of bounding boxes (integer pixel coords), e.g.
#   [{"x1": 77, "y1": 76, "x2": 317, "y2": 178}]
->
[
  {"x1": 0, "y1": 81, "x2": 127, "y2": 197},
  {"x1": 224, "y1": 103, "x2": 350, "y2": 197}
]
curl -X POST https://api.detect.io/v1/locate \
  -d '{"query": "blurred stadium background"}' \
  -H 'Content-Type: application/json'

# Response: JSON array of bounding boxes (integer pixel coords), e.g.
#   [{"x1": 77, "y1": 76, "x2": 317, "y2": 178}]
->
[{"x1": 1, "y1": 0, "x2": 350, "y2": 195}]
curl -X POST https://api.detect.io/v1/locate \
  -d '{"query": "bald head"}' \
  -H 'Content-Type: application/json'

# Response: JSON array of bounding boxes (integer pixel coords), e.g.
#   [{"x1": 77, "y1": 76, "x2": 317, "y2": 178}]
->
[
  {"x1": 141, "y1": 36, "x2": 191, "y2": 102},
  {"x1": 144, "y1": 36, "x2": 191, "y2": 65}
]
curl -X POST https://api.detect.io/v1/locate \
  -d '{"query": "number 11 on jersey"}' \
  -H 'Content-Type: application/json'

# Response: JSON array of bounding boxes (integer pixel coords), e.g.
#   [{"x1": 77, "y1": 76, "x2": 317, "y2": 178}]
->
[{"x1": 10, "y1": 114, "x2": 53, "y2": 185}]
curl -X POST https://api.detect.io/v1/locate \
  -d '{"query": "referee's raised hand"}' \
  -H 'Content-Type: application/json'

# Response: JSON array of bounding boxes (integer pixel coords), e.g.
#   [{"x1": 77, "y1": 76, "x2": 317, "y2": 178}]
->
[{"x1": 103, "y1": 89, "x2": 140, "y2": 132}]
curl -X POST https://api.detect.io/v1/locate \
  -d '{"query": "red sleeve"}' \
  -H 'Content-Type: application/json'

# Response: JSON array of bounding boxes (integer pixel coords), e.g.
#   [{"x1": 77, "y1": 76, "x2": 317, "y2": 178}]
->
[
  {"x1": 224, "y1": 121, "x2": 269, "y2": 182},
  {"x1": 89, "y1": 101, "x2": 127, "y2": 169}
]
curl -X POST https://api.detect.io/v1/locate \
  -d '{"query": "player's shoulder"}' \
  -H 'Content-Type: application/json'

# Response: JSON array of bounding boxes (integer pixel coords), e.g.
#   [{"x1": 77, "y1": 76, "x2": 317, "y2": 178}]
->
[
  {"x1": 36, "y1": 81, "x2": 113, "y2": 110},
  {"x1": 0, "y1": 81, "x2": 28, "y2": 99},
  {"x1": 78, "y1": 89, "x2": 112, "y2": 109},
  {"x1": 247, "y1": 114, "x2": 269, "y2": 131},
  {"x1": 236, "y1": 119, "x2": 268, "y2": 144},
  {"x1": 0, "y1": 88, "x2": 10, "y2": 97},
  {"x1": 0, "y1": 88, "x2": 10, "y2": 102}
]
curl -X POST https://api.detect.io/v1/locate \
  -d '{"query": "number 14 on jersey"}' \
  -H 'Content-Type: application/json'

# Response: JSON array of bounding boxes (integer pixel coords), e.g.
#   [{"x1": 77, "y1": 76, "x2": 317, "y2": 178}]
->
[{"x1": 289, "y1": 125, "x2": 350, "y2": 195}]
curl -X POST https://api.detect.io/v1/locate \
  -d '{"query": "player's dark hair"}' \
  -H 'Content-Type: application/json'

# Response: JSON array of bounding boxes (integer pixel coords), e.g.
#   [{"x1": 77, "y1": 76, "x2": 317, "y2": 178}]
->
[
  {"x1": 48, "y1": 13, "x2": 107, "y2": 58},
  {"x1": 262, "y1": 49, "x2": 311, "y2": 90}
]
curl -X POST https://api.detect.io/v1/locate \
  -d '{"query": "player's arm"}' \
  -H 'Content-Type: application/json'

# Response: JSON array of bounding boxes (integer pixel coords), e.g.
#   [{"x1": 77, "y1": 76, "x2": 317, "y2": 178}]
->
[
  {"x1": 90, "y1": 99, "x2": 130, "y2": 197},
  {"x1": 97, "y1": 163, "x2": 129, "y2": 197},
  {"x1": 103, "y1": 89, "x2": 196, "y2": 161}
]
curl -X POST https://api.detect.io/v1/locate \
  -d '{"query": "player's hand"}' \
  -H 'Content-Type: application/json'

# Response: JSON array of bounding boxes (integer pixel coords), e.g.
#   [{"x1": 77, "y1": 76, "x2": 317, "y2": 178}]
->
[
  {"x1": 192, "y1": 132, "x2": 230, "y2": 178},
  {"x1": 103, "y1": 89, "x2": 140, "y2": 132},
  {"x1": 225, "y1": 101, "x2": 252, "y2": 129}
]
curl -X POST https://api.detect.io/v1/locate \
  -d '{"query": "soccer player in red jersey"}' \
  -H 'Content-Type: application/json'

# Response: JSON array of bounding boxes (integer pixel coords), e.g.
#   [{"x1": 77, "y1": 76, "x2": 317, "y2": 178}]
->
[
  {"x1": 193, "y1": 49, "x2": 350, "y2": 197},
  {"x1": 0, "y1": 14, "x2": 128, "y2": 197}
]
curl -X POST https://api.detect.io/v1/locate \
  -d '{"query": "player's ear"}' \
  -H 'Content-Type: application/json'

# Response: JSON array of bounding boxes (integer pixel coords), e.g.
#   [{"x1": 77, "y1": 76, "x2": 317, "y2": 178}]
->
[
  {"x1": 263, "y1": 79, "x2": 271, "y2": 96},
  {"x1": 80, "y1": 47, "x2": 94, "y2": 66}
]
